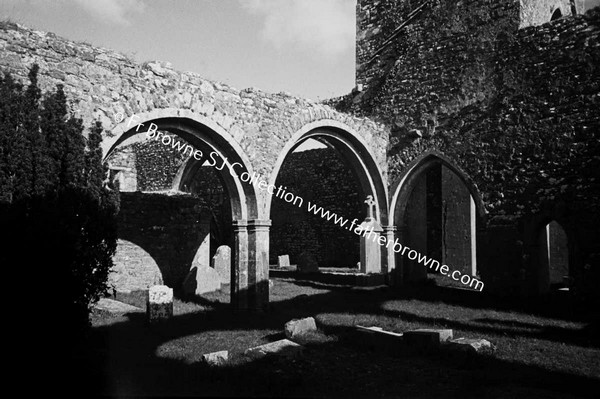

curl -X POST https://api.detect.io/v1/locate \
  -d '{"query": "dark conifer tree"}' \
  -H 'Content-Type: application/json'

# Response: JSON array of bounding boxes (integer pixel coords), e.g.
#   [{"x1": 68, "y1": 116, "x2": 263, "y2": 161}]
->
[{"x1": 0, "y1": 64, "x2": 119, "y2": 338}]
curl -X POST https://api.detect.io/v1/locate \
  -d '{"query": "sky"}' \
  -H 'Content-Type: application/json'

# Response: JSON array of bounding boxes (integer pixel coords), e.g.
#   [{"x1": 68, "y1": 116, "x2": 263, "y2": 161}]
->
[
  {"x1": 0, "y1": 0, "x2": 357, "y2": 101},
  {"x1": 1, "y1": 1, "x2": 599, "y2": 101}
]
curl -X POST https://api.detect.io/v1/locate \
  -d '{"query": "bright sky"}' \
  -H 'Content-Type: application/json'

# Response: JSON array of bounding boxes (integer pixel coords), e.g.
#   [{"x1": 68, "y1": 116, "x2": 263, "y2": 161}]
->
[
  {"x1": 1, "y1": 1, "x2": 598, "y2": 101},
  {"x1": 0, "y1": 0, "x2": 357, "y2": 101}
]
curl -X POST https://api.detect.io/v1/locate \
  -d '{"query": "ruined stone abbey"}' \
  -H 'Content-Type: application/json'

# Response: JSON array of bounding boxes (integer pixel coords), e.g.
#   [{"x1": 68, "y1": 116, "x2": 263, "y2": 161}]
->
[{"x1": 1, "y1": 0, "x2": 598, "y2": 310}]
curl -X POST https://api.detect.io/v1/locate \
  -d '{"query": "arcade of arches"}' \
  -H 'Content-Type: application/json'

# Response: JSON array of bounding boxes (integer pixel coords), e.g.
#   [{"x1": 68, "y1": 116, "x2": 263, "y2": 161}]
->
[{"x1": 2, "y1": 1, "x2": 598, "y2": 310}]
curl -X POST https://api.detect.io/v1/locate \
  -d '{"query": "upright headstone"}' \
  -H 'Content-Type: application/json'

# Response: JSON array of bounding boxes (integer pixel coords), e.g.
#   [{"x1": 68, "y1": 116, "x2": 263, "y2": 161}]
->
[
  {"x1": 182, "y1": 212, "x2": 222, "y2": 295},
  {"x1": 212, "y1": 245, "x2": 231, "y2": 284},
  {"x1": 297, "y1": 251, "x2": 318, "y2": 273},
  {"x1": 278, "y1": 254, "x2": 290, "y2": 268},
  {"x1": 182, "y1": 266, "x2": 222, "y2": 295},
  {"x1": 147, "y1": 285, "x2": 173, "y2": 323}
]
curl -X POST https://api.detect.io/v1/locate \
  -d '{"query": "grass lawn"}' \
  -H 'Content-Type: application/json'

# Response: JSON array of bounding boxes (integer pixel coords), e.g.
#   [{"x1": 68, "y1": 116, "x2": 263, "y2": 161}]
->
[{"x1": 72, "y1": 277, "x2": 600, "y2": 398}]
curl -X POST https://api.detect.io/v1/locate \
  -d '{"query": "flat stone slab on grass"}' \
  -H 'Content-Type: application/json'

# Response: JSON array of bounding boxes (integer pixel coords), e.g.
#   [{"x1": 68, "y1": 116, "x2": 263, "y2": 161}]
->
[
  {"x1": 355, "y1": 325, "x2": 404, "y2": 352},
  {"x1": 403, "y1": 329, "x2": 453, "y2": 350},
  {"x1": 446, "y1": 338, "x2": 496, "y2": 355},
  {"x1": 244, "y1": 339, "x2": 303, "y2": 360},
  {"x1": 94, "y1": 298, "x2": 143, "y2": 314},
  {"x1": 285, "y1": 317, "x2": 317, "y2": 340},
  {"x1": 201, "y1": 350, "x2": 229, "y2": 366}
]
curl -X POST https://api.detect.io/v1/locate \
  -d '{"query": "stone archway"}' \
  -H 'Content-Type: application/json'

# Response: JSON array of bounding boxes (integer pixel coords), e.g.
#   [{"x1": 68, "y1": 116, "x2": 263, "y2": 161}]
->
[
  {"x1": 104, "y1": 111, "x2": 269, "y2": 311},
  {"x1": 267, "y1": 120, "x2": 389, "y2": 274},
  {"x1": 389, "y1": 151, "x2": 487, "y2": 286}
]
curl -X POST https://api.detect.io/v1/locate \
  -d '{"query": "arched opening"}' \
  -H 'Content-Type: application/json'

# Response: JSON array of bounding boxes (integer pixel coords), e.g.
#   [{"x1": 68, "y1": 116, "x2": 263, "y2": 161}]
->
[
  {"x1": 108, "y1": 239, "x2": 163, "y2": 292},
  {"x1": 268, "y1": 122, "x2": 388, "y2": 277},
  {"x1": 104, "y1": 114, "x2": 265, "y2": 310},
  {"x1": 390, "y1": 152, "x2": 485, "y2": 290},
  {"x1": 270, "y1": 137, "x2": 364, "y2": 271},
  {"x1": 537, "y1": 220, "x2": 570, "y2": 292},
  {"x1": 551, "y1": 8, "x2": 563, "y2": 21}
]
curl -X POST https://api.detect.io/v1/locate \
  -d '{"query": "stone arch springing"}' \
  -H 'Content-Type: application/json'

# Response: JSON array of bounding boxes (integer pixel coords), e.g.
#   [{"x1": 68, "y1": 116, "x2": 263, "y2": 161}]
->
[
  {"x1": 267, "y1": 119, "x2": 389, "y2": 272},
  {"x1": 551, "y1": 8, "x2": 563, "y2": 21},
  {"x1": 104, "y1": 110, "x2": 269, "y2": 311},
  {"x1": 104, "y1": 111, "x2": 258, "y2": 220},
  {"x1": 389, "y1": 151, "x2": 487, "y2": 286}
]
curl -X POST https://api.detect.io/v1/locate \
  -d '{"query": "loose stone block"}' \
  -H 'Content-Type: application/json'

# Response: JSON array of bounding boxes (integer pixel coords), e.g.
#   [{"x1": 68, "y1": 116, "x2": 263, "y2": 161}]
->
[
  {"x1": 446, "y1": 338, "x2": 496, "y2": 355},
  {"x1": 201, "y1": 350, "x2": 229, "y2": 366},
  {"x1": 403, "y1": 329, "x2": 453, "y2": 350},
  {"x1": 297, "y1": 251, "x2": 319, "y2": 273},
  {"x1": 355, "y1": 325, "x2": 403, "y2": 352},
  {"x1": 244, "y1": 339, "x2": 303, "y2": 360},
  {"x1": 277, "y1": 254, "x2": 290, "y2": 267},
  {"x1": 94, "y1": 298, "x2": 143, "y2": 314},
  {"x1": 147, "y1": 285, "x2": 173, "y2": 323},
  {"x1": 284, "y1": 317, "x2": 317, "y2": 340},
  {"x1": 212, "y1": 245, "x2": 231, "y2": 284}
]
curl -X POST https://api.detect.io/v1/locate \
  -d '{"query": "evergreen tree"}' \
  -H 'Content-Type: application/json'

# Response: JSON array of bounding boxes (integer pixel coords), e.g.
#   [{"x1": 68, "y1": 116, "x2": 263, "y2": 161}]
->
[{"x1": 0, "y1": 64, "x2": 119, "y2": 336}]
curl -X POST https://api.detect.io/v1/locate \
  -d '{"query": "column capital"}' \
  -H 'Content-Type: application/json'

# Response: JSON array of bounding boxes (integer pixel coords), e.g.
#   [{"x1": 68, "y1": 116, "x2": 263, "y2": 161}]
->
[
  {"x1": 232, "y1": 219, "x2": 248, "y2": 231},
  {"x1": 247, "y1": 219, "x2": 272, "y2": 229},
  {"x1": 383, "y1": 225, "x2": 397, "y2": 233}
]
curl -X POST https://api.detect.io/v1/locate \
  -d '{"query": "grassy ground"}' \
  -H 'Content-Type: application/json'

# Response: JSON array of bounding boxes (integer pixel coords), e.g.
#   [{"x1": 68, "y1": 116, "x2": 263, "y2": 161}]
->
[{"x1": 73, "y1": 277, "x2": 600, "y2": 398}]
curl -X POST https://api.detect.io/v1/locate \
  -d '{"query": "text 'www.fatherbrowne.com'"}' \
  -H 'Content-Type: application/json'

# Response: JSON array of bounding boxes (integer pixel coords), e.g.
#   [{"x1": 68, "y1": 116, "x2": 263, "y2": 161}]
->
[{"x1": 123, "y1": 113, "x2": 484, "y2": 291}]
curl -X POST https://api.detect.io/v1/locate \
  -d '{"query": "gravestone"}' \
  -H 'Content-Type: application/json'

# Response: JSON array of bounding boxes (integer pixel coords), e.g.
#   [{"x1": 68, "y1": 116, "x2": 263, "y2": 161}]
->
[
  {"x1": 147, "y1": 285, "x2": 173, "y2": 323},
  {"x1": 212, "y1": 245, "x2": 231, "y2": 284},
  {"x1": 182, "y1": 266, "x2": 222, "y2": 295},
  {"x1": 446, "y1": 338, "x2": 495, "y2": 355},
  {"x1": 284, "y1": 317, "x2": 317, "y2": 340},
  {"x1": 297, "y1": 251, "x2": 318, "y2": 273},
  {"x1": 403, "y1": 329, "x2": 453, "y2": 350},
  {"x1": 244, "y1": 339, "x2": 303, "y2": 360},
  {"x1": 201, "y1": 350, "x2": 229, "y2": 366},
  {"x1": 278, "y1": 254, "x2": 290, "y2": 267}
]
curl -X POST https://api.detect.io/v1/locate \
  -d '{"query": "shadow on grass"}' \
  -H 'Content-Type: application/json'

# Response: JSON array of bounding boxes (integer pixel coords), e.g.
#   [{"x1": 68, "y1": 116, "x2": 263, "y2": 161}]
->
[{"x1": 66, "y1": 279, "x2": 600, "y2": 398}]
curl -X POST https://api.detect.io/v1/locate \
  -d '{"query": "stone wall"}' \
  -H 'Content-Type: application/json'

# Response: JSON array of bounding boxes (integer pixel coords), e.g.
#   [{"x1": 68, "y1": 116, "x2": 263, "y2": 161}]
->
[
  {"x1": 114, "y1": 192, "x2": 210, "y2": 293},
  {"x1": 270, "y1": 148, "x2": 364, "y2": 268},
  {"x1": 519, "y1": 0, "x2": 577, "y2": 28},
  {"x1": 0, "y1": 21, "x2": 389, "y2": 223},
  {"x1": 106, "y1": 145, "x2": 137, "y2": 191},
  {"x1": 344, "y1": 2, "x2": 600, "y2": 296}
]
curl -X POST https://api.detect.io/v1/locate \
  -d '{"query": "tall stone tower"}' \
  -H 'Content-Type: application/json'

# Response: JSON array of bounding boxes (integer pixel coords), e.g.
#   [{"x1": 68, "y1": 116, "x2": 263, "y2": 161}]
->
[{"x1": 355, "y1": 0, "x2": 582, "y2": 93}]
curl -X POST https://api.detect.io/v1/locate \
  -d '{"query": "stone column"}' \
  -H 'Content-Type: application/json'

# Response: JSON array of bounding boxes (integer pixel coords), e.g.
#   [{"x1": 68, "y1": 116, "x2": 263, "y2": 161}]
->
[
  {"x1": 232, "y1": 220, "x2": 249, "y2": 310},
  {"x1": 247, "y1": 219, "x2": 271, "y2": 311},
  {"x1": 394, "y1": 225, "x2": 407, "y2": 286},
  {"x1": 359, "y1": 195, "x2": 383, "y2": 274},
  {"x1": 359, "y1": 218, "x2": 383, "y2": 274},
  {"x1": 382, "y1": 225, "x2": 397, "y2": 275}
]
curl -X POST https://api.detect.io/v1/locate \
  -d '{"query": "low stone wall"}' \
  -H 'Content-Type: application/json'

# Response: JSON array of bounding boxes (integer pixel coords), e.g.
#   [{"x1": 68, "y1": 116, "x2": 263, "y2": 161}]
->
[{"x1": 114, "y1": 192, "x2": 210, "y2": 292}]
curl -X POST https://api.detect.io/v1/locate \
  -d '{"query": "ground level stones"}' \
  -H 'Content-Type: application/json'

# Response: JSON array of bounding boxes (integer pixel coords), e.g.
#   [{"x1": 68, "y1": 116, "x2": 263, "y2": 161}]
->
[
  {"x1": 244, "y1": 339, "x2": 303, "y2": 360},
  {"x1": 355, "y1": 325, "x2": 404, "y2": 352},
  {"x1": 212, "y1": 245, "x2": 231, "y2": 284},
  {"x1": 297, "y1": 251, "x2": 318, "y2": 273},
  {"x1": 446, "y1": 338, "x2": 496, "y2": 355},
  {"x1": 147, "y1": 285, "x2": 173, "y2": 323},
  {"x1": 284, "y1": 317, "x2": 317, "y2": 340},
  {"x1": 201, "y1": 350, "x2": 229, "y2": 366},
  {"x1": 401, "y1": 329, "x2": 454, "y2": 351},
  {"x1": 277, "y1": 254, "x2": 290, "y2": 267},
  {"x1": 94, "y1": 298, "x2": 143, "y2": 314}
]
